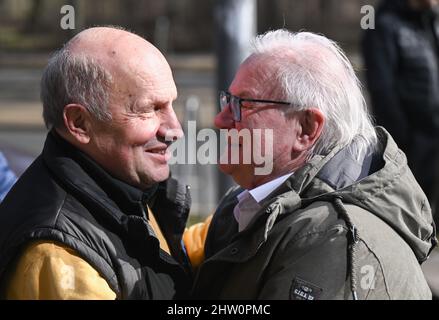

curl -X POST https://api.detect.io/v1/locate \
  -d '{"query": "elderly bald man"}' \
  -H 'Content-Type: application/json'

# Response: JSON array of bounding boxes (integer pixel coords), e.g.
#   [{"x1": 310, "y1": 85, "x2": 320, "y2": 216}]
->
[{"x1": 0, "y1": 27, "x2": 191, "y2": 299}]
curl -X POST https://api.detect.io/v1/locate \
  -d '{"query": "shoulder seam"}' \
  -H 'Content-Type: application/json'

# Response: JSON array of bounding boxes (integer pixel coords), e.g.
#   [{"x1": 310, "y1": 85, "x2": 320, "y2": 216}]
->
[
  {"x1": 289, "y1": 224, "x2": 348, "y2": 245},
  {"x1": 24, "y1": 227, "x2": 120, "y2": 296}
]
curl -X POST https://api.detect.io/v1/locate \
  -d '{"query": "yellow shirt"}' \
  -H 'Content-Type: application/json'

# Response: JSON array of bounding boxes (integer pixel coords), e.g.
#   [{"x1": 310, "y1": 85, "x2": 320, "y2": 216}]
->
[
  {"x1": 6, "y1": 212, "x2": 211, "y2": 300},
  {"x1": 182, "y1": 215, "x2": 212, "y2": 268},
  {"x1": 6, "y1": 241, "x2": 116, "y2": 300}
]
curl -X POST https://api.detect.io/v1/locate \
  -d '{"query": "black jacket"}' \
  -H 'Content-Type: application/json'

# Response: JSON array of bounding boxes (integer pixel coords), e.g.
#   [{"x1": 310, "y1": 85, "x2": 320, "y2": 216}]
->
[
  {"x1": 362, "y1": 0, "x2": 439, "y2": 150},
  {"x1": 0, "y1": 131, "x2": 191, "y2": 299}
]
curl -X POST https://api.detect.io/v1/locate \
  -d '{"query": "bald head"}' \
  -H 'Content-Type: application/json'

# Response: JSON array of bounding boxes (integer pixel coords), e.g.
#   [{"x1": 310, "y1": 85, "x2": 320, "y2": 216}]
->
[
  {"x1": 67, "y1": 27, "x2": 169, "y2": 85},
  {"x1": 41, "y1": 26, "x2": 175, "y2": 129}
]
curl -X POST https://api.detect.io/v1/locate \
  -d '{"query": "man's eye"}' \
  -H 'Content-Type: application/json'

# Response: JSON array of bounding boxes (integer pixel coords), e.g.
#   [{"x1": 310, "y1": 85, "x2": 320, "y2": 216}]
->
[
  {"x1": 136, "y1": 113, "x2": 153, "y2": 121},
  {"x1": 133, "y1": 109, "x2": 153, "y2": 118},
  {"x1": 136, "y1": 107, "x2": 155, "y2": 115},
  {"x1": 241, "y1": 101, "x2": 252, "y2": 108}
]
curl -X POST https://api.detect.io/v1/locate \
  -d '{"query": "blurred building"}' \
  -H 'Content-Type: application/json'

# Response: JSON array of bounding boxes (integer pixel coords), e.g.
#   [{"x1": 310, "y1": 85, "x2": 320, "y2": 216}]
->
[
  {"x1": 0, "y1": 0, "x2": 380, "y2": 216},
  {"x1": 0, "y1": 0, "x2": 379, "y2": 53}
]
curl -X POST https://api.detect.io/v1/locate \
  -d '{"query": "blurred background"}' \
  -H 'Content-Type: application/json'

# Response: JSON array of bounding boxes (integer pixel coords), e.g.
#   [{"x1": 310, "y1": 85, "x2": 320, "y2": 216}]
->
[
  {"x1": 2, "y1": 0, "x2": 439, "y2": 296},
  {"x1": 0, "y1": 0, "x2": 378, "y2": 217}
]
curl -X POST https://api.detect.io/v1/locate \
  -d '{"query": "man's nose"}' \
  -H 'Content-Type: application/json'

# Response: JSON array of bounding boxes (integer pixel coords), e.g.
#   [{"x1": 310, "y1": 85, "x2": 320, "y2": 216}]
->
[
  {"x1": 214, "y1": 105, "x2": 235, "y2": 129},
  {"x1": 159, "y1": 108, "x2": 184, "y2": 142}
]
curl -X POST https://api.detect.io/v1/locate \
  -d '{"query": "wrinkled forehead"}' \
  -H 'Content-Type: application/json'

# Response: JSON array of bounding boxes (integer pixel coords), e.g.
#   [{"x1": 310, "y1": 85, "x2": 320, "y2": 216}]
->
[
  {"x1": 110, "y1": 60, "x2": 176, "y2": 113},
  {"x1": 105, "y1": 52, "x2": 175, "y2": 110}
]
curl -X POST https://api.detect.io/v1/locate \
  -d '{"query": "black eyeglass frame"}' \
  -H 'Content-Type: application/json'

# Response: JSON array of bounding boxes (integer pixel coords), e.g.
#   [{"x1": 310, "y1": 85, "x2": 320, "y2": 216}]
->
[{"x1": 219, "y1": 90, "x2": 293, "y2": 122}]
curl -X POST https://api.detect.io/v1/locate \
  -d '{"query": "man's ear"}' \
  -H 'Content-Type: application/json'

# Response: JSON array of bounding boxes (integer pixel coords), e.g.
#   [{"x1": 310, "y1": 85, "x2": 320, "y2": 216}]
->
[
  {"x1": 293, "y1": 108, "x2": 325, "y2": 152},
  {"x1": 62, "y1": 104, "x2": 92, "y2": 144}
]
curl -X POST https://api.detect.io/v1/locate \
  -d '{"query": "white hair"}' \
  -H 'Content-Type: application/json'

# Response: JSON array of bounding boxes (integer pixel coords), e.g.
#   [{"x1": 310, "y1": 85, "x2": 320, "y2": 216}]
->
[
  {"x1": 41, "y1": 47, "x2": 113, "y2": 129},
  {"x1": 250, "y1": 30, "x2": 377, "y2": 159}
]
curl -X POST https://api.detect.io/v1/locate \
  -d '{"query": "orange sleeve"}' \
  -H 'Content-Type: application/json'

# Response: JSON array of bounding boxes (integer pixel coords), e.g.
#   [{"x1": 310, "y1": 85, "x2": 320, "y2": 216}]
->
[{"x1": 183, "y1": 215, "x2": 213, "y2": 268}]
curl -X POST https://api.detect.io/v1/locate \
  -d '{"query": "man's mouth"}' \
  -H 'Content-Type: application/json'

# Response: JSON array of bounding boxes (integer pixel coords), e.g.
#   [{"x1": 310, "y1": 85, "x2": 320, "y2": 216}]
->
[
  {"x1": 147, "y1": 148, "x2": 167, "y2": 155},
  {"x1": 144, "y1": 138, "x2": 172, "y2": 153},
  {"x1": 144, "y1": 144, "x2": 171, "y2": 163}
]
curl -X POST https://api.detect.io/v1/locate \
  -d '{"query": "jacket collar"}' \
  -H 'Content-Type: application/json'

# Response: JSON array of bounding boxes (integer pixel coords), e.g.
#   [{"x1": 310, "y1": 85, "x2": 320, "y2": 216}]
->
[
  {"x1": 42, "y1": 130, "x2": 175, "y2": 261},
  {"x1": 207, "y1": 139, "x2": 348, "y2": 264},
  {"x1": 209, "y1": 128, "x2": 390, "y2": 263},
  {"x1": 45, "y1": 130, "x2": 158, "y2": 219}
]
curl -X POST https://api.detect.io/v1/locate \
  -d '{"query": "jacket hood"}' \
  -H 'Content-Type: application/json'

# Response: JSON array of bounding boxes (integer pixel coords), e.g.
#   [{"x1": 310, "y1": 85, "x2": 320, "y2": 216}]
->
[{"x1": 301, "y1": 127, "x2": 436, "y2": 262}]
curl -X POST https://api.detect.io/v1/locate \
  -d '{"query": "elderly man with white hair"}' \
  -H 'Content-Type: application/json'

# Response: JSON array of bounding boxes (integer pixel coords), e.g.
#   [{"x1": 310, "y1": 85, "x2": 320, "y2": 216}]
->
[{"x1": 189, "y1": 30, "x2": 437, "y2": 300}]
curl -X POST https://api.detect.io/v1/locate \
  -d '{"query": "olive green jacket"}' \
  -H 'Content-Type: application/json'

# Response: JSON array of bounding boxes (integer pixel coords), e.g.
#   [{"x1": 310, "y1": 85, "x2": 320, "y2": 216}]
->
[{"x1": 192, "y1": 127, "x2": 437, "y2": 300}]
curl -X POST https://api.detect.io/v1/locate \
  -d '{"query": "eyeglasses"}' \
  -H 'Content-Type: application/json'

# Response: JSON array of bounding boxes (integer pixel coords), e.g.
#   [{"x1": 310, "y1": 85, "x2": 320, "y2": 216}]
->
[{"x1": 219, "y1": 91, "x2": 293, "y2": 122}]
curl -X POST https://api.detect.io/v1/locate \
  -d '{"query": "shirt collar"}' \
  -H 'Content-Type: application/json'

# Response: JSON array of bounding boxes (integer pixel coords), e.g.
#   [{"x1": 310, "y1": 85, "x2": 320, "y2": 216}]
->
[
  {"x1": 234, "y1": 172, "x2": 294, "y2": 232},
  {"x1": 247, "y1": 172, "x2": 294, "y2": 203}
]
